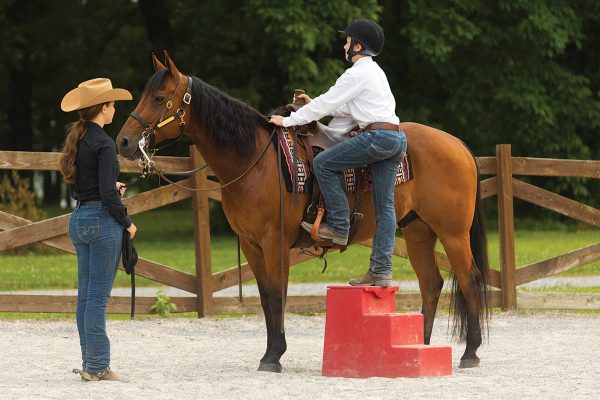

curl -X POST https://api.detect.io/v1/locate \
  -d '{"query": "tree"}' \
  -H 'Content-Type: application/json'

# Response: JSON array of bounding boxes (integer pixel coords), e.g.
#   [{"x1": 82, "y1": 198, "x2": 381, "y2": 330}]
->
[
  {"x1": 0, "y1": 0, "x2": 598, "y2": 210},
  {"x1": 379, "y1": 0, "x2": 600, "y2": 207}
]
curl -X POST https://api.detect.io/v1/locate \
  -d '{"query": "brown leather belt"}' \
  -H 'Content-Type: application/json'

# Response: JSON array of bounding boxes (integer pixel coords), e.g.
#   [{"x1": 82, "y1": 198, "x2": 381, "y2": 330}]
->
[{"x1": 364, "y1": 122, "x2": 400, "y2": 131}]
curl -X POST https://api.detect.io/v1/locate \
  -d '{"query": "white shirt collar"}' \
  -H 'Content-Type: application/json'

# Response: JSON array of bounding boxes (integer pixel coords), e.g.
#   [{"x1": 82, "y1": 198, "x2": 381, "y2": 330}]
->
[{"x1": 353, "y1": 56, "x2": 373, "y2": 67}]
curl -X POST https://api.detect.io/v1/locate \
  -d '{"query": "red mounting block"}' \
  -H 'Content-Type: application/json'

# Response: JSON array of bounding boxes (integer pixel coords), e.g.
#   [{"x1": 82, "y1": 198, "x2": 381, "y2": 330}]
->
[{"x1": 322, "y1": 286, "x2": 452, "y2": 378}]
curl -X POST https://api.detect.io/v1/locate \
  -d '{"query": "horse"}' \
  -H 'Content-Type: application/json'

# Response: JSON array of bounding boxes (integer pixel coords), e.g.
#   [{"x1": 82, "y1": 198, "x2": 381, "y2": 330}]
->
[{"x1": 117, "y1": 52, "x2": 490, "y2": 372}]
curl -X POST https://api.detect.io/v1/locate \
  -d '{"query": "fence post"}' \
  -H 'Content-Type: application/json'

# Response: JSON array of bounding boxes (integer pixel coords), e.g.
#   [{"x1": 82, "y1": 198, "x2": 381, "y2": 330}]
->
[
  {"x1": 496, "y1": 144, "x2": 517, "y2": 309},
  {"x1": 190, "y1": 145, "x2": 213, "y2": 317}
]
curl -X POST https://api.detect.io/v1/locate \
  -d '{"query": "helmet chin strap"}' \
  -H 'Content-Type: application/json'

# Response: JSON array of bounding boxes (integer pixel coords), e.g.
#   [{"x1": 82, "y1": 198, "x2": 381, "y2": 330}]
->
[{"x1": 346, "y1": 38, "x2": 370, "y2": 62}]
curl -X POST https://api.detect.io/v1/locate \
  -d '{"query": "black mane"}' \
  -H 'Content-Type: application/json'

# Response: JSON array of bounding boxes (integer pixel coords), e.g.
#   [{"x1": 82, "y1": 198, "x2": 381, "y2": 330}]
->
[{"x1": 145, "y1": 69, "x2": 271, "y2": 158}]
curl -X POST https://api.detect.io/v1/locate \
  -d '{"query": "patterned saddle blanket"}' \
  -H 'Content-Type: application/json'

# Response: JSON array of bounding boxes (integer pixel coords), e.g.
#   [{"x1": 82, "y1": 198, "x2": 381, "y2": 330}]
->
[{"x1": 276, "y1": 126, "x2": 413, "y2": 194}]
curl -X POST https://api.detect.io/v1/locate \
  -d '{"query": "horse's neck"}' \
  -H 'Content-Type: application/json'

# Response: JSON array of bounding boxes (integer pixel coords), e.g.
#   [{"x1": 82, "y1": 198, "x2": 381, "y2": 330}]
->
[{"x1": 190, "y1": 126, "x2": 272, "y2": 185}]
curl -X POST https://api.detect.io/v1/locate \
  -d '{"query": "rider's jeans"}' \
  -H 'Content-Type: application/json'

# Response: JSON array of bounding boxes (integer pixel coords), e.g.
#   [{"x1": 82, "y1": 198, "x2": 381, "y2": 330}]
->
[
  {"x1": 69, "y1": 204, "x2": 122, "y2": 373},
  {"x1": 313, "y1": 129, "x2": 407, "y2": 278}
]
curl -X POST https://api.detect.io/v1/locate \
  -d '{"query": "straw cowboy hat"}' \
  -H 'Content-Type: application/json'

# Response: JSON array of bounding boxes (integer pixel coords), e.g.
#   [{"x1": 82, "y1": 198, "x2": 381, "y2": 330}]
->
[{"x1": 61, "y1": 78, "x2": 132, "y2": 112}]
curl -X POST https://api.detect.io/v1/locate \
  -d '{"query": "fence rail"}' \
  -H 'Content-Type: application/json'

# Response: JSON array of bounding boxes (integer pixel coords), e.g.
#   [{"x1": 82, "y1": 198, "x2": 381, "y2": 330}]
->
[{"x1": 1, "y1": 144, "x2": 599, "y2": 314}]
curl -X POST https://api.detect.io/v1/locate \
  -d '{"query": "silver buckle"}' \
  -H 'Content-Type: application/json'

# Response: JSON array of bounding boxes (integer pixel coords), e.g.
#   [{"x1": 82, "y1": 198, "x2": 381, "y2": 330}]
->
[{"x1": 183, "y1": 93, "x2": 192, "y2": 105}]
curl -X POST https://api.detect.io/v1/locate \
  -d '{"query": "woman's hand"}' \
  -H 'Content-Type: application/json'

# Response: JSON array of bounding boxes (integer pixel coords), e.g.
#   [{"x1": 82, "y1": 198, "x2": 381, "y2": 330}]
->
[
  {"x1": 269, "y1": 115, "x2": 285, "y2": 126},
  {"x1": 116, "y1": 182, "x2": 127, "y2": 197},
  {"x1": 127, "y1": 222, "x2": 137, "y2": 239}
]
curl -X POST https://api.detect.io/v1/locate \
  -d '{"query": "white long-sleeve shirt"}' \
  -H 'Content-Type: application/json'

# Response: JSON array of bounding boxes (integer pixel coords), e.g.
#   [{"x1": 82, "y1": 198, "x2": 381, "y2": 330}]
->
[{"x1": 283, "y1": 57, "x2": 399, "y2": 132}]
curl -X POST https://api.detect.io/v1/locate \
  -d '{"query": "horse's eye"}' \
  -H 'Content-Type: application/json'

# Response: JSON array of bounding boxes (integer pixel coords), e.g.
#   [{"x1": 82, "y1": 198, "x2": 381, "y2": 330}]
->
[{"x1": 154, "y1": 96, "x2": 164, "y2": 104}]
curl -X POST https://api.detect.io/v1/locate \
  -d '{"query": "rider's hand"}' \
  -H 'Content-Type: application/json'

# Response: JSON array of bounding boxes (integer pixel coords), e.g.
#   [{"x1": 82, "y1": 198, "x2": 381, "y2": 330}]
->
[
  {"x1": 116, "y1": 182, "x2": 127, "y2": 197},
  {"x1": 127, "y1": 223, "x2": 137, "y2": 239},
  {"x1": 295, "y1": 93, "x2": 312, "y2": 104},
  {"x1": 269, "y1": 115, "x2": 285, "y2": 126}
]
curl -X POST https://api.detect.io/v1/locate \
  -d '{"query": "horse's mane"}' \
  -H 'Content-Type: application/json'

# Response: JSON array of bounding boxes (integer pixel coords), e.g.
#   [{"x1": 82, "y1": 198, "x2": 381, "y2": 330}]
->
[{"x1": 146, "y1": 69, "x2": 271, "y2": 158}]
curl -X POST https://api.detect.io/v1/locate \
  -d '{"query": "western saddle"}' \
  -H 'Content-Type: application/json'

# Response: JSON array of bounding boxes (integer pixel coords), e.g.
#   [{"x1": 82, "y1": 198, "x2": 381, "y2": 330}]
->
[{"x1": 275, "y1": 90, "x2": 368, "y2": 252}]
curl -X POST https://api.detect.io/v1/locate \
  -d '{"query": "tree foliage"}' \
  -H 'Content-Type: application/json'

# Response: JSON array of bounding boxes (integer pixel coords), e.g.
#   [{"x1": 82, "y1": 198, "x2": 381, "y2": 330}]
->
[{"x1": 0, "y1": 0, "x2": 598, "y2": 208}]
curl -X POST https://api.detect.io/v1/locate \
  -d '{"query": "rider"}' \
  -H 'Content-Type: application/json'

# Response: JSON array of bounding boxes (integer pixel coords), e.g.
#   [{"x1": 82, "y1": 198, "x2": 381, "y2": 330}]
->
[{"x1": 269, "y1": 19, "x2": 407, "y2": 287}]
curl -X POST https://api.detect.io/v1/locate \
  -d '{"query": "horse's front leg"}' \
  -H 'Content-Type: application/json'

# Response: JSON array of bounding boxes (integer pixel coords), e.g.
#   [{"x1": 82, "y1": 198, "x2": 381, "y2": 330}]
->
[
  {"x1": 238, "y1": 239, "x2": 277, "y2": 368},
  {"x1": 257, "y1": 289, "x2": 287, "y2": 373},
  {"x1": 257, "y1": 237, "x2": 290, "y2": 373}
]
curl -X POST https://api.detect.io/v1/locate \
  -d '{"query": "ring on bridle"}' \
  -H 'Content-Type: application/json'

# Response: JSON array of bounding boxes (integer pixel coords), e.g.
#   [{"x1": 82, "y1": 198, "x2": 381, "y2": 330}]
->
[{"x1": 128, "y1": 74, "x2": 278, "y2": 192}]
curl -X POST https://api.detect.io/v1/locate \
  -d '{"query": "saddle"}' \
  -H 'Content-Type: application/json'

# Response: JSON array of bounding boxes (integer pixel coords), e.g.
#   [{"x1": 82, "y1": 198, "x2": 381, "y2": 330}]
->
[{"x1": 274, "y1": 90, "x2": 368, "y2": 252}]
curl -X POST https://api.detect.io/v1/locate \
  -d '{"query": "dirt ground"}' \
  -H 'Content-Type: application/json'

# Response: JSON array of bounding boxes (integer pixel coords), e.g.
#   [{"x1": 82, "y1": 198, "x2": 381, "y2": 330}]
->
[{"x1": 0, "y1": 312, "x2": 599, "y2": 400}]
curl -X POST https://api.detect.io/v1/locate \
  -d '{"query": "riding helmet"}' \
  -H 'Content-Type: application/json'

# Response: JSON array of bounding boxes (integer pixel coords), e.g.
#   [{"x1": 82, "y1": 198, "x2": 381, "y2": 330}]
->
[{"x1": 340, "y1": 18, "x2": 385, "y2": 57}]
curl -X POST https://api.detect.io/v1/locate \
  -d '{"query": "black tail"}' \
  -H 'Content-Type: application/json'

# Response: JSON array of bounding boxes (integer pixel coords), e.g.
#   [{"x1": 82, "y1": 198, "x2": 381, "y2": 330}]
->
[{"x1": 450, "y1": 155, "x2": 490, "y2": 341}]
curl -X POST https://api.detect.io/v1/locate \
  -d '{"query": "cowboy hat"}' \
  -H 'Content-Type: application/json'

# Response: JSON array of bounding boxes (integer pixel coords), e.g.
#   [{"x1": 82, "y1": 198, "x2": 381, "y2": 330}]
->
[{"x1": 61, "y1": 78, "x2": 132, "y2": 112}]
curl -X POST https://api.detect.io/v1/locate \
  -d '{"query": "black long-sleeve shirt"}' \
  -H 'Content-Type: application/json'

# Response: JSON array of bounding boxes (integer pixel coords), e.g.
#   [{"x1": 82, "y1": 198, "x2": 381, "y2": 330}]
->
[{"x1": 69, "y1": 121, "x2": 132, "y2": 228}]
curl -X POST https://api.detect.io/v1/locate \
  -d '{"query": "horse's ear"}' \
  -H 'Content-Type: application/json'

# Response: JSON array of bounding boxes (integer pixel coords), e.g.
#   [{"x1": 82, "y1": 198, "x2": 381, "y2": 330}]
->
[
  {"x1": 152, "y1": 52, "x2": 166, "y2": 71},
  {"x1": 163, "y1": 50, "x2": 181, "y2": 78}
]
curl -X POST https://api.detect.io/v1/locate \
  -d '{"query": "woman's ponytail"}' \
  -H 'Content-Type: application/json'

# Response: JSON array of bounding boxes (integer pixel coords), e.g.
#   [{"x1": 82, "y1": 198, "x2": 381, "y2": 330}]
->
[
  {"x1": 59, "y1": 120, "x2": 86, "y2": 183},
  {"x1": 59, "y1": 103, "x2": 106, "y2": 183}
]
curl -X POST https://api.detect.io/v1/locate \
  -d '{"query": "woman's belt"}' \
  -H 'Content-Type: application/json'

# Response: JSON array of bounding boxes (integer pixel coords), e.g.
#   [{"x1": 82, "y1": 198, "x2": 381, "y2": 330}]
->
[
  {"x1": 364, "y1": 122, "x2": 400, "y2": 131},
  {"x1": 79, "y1": 200, "x2": 102, "y2": 206}
]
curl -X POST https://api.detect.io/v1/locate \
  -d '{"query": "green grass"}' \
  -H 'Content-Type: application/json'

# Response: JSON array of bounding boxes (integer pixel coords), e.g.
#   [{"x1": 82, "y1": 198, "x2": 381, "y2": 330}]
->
[{"x1": 1, "y1": 206, "x2": 599, "y2": 291}]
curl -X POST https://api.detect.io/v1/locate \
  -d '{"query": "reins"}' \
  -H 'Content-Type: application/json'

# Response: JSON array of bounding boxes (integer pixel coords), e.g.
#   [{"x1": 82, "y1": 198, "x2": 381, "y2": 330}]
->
[{"x1": 144, "y1": 127, "x2": 277, "y2": 192}]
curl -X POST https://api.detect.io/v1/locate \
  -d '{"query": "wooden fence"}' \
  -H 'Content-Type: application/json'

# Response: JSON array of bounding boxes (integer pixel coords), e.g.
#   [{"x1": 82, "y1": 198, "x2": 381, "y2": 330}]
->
[{"x1": 1, "y1": 144, "x2": 599, "y2": 314}]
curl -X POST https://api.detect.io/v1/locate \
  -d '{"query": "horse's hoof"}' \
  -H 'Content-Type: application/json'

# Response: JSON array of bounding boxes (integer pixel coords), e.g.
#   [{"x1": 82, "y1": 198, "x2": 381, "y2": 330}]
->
[
  {"x1": 258, "y1": 362, "x2": 282, "y2": 373},
  {"x1": 459, "y1": 357, "x2": 480, "y2": 368}
]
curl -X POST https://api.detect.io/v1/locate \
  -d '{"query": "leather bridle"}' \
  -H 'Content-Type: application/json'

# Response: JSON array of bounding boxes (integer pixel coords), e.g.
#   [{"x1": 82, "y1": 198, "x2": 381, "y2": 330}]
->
[
  {"x1": 126, "y1": 73, "x2": 278, "y2": 192},
  {"x1": 128, "y1": 74, "x2": 193, "y2": 176}
]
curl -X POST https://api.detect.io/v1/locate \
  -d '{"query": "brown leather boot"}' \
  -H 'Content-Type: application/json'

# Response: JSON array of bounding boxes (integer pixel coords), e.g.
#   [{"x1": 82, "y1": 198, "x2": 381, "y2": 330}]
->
[
  {"x1": 300, "y1": 221, "x2": 348, "y2": 245},
  {"x1": 348, "y1": 271, "x2": 392, "y2": 287},
  {"x1": 79, "y1": 368, "x2": 129, "y2": 383}
]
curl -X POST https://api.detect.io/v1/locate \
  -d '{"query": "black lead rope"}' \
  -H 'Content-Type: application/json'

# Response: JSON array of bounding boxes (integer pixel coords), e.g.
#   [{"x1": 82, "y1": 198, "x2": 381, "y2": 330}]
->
[{"x1": 130, "y1": 266, "x2": 135, "y2": 319}]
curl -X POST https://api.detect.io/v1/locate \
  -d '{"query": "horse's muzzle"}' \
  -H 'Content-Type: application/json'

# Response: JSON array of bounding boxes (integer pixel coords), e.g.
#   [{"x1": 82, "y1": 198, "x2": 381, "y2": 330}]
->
[{"x1": 117, "y1": 135, "x2": 139, "y2": 160}]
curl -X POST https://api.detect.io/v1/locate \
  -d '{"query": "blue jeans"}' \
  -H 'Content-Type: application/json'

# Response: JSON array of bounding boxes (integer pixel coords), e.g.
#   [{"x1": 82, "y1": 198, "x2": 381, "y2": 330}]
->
[
  {"x1": 68, "y1": 204, "x2": 122, "y2": 373},
  {"x1": 313, "y1": 129, "x2": 407, "y2": 278}
]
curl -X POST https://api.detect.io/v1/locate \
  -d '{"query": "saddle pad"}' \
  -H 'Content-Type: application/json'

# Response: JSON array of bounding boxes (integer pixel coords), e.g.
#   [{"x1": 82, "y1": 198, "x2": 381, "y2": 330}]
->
[{"x1": 276, "y1": 126, "x2": 412, "y2": 194}]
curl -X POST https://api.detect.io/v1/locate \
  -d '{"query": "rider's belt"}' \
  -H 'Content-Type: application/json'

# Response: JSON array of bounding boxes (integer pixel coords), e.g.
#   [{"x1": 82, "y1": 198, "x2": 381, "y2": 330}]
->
[{"x1": 364, "y1": 122, "x2": 400, "y2": 131}]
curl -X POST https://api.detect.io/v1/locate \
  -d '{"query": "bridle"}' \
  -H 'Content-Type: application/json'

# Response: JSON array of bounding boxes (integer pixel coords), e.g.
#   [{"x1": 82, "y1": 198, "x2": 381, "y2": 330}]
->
[
  {"x1": 128, "y1": 74, "x2": 194, "y2": 178},
  {"x1": 126, "y1": 73, "x2": 277, "y2": 192}
]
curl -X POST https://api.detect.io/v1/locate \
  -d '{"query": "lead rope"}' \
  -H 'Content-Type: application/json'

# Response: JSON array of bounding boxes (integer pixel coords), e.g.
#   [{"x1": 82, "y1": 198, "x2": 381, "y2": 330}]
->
[
  {"x1": 130, "y1": 263, "x2": 135, "y2": 319},
  {"x1": 277, "y1": 130, "x2": 286, "y2": 334}
]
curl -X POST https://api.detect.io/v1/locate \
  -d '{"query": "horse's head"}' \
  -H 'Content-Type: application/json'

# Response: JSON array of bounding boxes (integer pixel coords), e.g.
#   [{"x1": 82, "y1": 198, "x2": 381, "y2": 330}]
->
[{"x1": 117, "y1": 52, "x2": 192, "y2": 160}]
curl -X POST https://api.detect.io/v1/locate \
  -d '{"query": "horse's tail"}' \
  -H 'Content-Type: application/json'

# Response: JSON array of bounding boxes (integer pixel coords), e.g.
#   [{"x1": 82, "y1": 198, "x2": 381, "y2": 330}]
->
[{"x1": 450, "y1": 151, "x2": 490, "y2": 341}]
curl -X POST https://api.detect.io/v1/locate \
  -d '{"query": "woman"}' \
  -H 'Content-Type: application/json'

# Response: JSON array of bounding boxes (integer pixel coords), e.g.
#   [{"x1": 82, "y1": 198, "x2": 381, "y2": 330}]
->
[
  {"x1": 270, "y1": 19, "x2": 406, "y2": 287},
  {"x1": 60, "y1": 78, "x2": 137, "y2": 382}
]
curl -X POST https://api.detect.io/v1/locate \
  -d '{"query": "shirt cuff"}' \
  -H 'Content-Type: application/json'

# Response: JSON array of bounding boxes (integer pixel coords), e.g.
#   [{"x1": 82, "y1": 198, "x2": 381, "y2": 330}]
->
[{"x1": 282, "y1": 117, "x2": 294, "y2": 127}]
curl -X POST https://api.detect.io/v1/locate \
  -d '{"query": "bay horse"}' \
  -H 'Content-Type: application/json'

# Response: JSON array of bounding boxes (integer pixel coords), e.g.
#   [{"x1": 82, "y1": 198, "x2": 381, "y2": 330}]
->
[{"x1": 117, "y1": 53, "x2": 490, "y2": 372}]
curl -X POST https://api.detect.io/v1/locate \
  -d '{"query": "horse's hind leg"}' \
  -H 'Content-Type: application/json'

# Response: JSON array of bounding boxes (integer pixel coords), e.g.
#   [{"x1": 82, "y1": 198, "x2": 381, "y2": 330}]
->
[
  {"x1": 403, "y1": 219, "x2": 443, "y2": 344},
  {"x1": 439, "y1": 234, "x2": 483, "y2": 368}
]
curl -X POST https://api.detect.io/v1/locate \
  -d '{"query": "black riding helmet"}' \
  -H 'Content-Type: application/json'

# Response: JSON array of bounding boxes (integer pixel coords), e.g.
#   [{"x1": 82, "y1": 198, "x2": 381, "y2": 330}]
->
[{"x1": 340, "y1": 18, "x2": 385, "y2": 59}]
